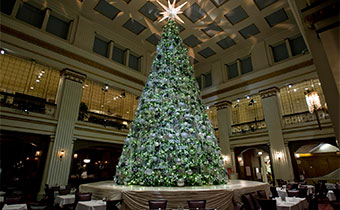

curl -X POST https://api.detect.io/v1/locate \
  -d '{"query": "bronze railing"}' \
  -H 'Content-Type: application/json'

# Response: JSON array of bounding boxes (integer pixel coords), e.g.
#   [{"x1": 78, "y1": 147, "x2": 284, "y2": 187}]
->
[
  {"x1": 0, "y1": 92, "x2": 56, "y2": 116},
  {"x1": 283, "y1": 109, "x2": 329, "y2": 125},
  {"x1": 231, "y1": 119, "x2": 267, "y2": 135}
]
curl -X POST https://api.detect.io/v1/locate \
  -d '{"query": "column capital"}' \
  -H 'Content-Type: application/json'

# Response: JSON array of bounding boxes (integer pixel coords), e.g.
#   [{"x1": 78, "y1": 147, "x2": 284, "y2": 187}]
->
[
  {"x1": 61, "y1": 69, "x2": 87, "y2": 84},
  {"x1": 215, "y1": 100, "x2": 232, "y2": 110},
  {"x1": 259, "y1": 87, "x2": 280, "y2": 99}
]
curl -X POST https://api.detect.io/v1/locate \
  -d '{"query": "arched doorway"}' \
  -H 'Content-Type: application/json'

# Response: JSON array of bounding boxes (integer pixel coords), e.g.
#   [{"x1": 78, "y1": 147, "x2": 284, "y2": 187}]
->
[
  {"x1": 234, "y1": 145, "x2": 273, "y2": 184},
  {"x1": 0, "y1": 130, "x2": 50, "y2": 200},
  {"x1": 69, "y1": 140, "x2": 123, "y2": 188}
]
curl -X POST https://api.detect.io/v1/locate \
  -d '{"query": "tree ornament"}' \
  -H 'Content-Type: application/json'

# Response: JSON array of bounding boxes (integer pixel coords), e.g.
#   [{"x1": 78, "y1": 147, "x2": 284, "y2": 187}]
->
[{"x1": 177, "y1": 178, "x2": 185, "y2": 187}]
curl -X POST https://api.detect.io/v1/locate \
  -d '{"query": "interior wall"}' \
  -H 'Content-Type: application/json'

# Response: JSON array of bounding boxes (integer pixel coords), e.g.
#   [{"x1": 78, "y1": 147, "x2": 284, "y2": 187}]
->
[{"x1": 296, "y1": 153, "x2": 340, "y2": 178}]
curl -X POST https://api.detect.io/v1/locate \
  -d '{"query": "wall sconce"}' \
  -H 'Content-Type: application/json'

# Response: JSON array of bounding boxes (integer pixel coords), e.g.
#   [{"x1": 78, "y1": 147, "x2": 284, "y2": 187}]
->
[
  {"x1": 59, "y1": 150, "x2": 65, "y2": 159},
  {"x1": 35, "y1": 150, "x2": 42, "y2": 157},
  {"x1": 83, "y1": 159, "x2": 91, "y2": 163},
  {"x1": 237, "y1": 156, "x2": 243, "y2": 162},
  {"x1": 258, "y1": 151, "x2": 263, "y2": 156},
  {"x1": 222, "y1": 155, "x2": 229, "y2": 165},
  {"x1": 276, "y1": 152, "x2": 283, "y2": 160},
  {"x1": 73, "y1": 153, "x2": 78, "y2": 159}
]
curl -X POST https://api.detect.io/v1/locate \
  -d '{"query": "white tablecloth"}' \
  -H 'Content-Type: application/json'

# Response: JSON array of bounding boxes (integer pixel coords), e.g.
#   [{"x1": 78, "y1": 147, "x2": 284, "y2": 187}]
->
[
  {"x1": 275, "y1": 197, "x2": 308, "y2": 210},
  {"x1": 2, "y1": 204, "x2": 27, "y2": 210},
  {"x1": 304, "y1": 185, "x2": 315, "y2": 195},
  {"x1": 76, "y1": 200, "x2": 106, "y2": 210},
  {"x1": 54, "y1": 194, "x2": 75, "y2": 208},
  {"x1": 325, "y1": 183, "x2": 336, "y2": 190},
  {"x1": 327, "y1": 190, "x2": 336, "y2": 201}
]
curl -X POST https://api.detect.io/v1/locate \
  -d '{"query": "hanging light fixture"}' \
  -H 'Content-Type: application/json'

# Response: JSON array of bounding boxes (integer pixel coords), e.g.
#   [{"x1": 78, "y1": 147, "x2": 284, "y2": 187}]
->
[
  {"x1": 305, "y1": 91, "x2": 322, "y2": 113},
  {"x1": 305, "y1": 90, "x2": 322, "y2": 129}
]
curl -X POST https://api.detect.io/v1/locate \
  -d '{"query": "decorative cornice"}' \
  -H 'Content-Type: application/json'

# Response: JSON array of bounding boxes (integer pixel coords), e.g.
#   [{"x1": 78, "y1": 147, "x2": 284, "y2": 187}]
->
[
  {"x1": 215, "y1": 100, "x2": 232, "y2": 110},
  {"x1": 0, "y1": 24, "x2": 145, "y2": 86},
  {"x1": 202, "y1": 59, "x2": 314, "y2": 99},
  {"x1": 259, "y1": 87, "x2": 280, "y2": 99},
  {"x1": 61, "y1": 69, "x2": 87, "y2": 84}
]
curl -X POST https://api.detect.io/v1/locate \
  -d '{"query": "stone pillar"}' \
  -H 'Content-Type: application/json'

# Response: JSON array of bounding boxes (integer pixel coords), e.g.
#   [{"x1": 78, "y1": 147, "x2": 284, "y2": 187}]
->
[
  {"x1": 37, "y1": 136, "x2": 55, "y2": 200},
  {"x1": 108, "y1": 41, "x2": 114, "y2": 60},
  {"x1": 288, "y1": 0, "x2": 339, "y2": 140},
  {"x1": 41, "y1": 8, "x2": 51, "y2": 31},
  {"x1": 215, "y1": 101, "x2": 233, "y2": 169},
  {"x1": 125, "y1": 49, "x2": 130, "y2": 66},
  {"x1": 11, "y1": 0, "x2": 21, "y2": 18},
  {"x1": 259, "y1": 87, "x2": 294, "y2": 182},
  {"x1": 230, "y1": 147, "x2": 237, "y2": 174},
  {"x1": 46, "y1": 69, "x2": 86, "y2": 186}
]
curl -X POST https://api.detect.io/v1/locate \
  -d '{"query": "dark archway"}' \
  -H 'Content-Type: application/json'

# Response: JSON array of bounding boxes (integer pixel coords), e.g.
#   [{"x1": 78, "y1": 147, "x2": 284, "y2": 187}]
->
[
  {"x1": 234, "y1": 144, "x2": 273, "y2": 184},
  {"x1": 69, "y1": 139, "x2": 123, "y2": 188},
  {"x1": 0, "y1": 130, "x2": 50, "y2": 201}
]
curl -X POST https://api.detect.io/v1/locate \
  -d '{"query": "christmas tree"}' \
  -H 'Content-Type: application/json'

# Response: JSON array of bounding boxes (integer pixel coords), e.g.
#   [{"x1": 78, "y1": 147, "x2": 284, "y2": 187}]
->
[{"x1": 114, "y1": 2, "x2": 228, "y2": 187}]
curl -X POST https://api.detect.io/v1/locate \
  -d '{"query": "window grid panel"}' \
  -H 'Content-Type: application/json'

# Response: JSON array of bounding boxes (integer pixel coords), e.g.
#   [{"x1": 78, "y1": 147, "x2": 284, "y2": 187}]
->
[
  {"x1": 81, "y1": 79, "x2": 138, "y2": 121},
  {"x1": 280, "y1": 79, "x2": 325, "y2": 115},
  {"x1": 0, "y1": 54, "x2": 60, "y2": 101},
  {"x1": 232, "y1": 95, "x2": 264, "y2": 125}
]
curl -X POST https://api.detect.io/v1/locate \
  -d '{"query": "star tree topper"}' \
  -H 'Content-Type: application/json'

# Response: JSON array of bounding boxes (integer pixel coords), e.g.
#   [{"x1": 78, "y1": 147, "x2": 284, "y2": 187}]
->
[{"x1": 157, "y1": 0, "x2": 187, "y2": 23}]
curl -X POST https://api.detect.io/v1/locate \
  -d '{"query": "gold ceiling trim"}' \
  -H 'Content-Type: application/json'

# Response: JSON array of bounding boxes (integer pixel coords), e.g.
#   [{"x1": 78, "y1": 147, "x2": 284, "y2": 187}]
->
[
  {"x1": 202, "y1": 59, "x2": 314, "y2": 99},
  {"x1": 0, "y1": 24, "x2": 145, "y2": 86}
]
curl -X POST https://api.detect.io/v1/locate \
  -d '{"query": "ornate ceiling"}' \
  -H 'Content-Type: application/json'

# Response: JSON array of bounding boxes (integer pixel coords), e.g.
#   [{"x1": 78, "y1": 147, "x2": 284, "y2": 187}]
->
[{"x1": 56, "y1": 0, "x2": 298, "y2": 65}]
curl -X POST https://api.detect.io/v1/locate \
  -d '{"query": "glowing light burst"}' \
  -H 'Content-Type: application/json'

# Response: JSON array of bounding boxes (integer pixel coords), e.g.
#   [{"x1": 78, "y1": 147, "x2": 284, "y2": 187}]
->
[
  {"x1": 305, "y1": 91, "x2": 322, "y2": 113},
  {"x1": 157, "y1": 0, "x2": 187, "y2": 23}
]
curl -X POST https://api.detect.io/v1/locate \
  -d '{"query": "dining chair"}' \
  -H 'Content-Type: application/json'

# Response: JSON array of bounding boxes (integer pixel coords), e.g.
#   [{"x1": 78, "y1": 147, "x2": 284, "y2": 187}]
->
[
  {"x1": 187, "y1": 200, "x2": 206, "y2": 209},
  {"x1": 298, "y1": 188, "x2": 308, "y2": 198},
  {"x1": 256, "y1": 198, "x2": 277, "y2": 210},
  {"x1": 332, "y1": 189, "x2": 340, "y2": 201},
  {"x1": 106, "y1": 199, "x2": 123, "y2": 210},
  {"x1": 287, "y1": 190, "x2": 300, "y2": 197},
  {"x1": 148, "y1": 200, "x2": 167, "y2": 210},
  {"x1": 257, "y1": 190, "x2": 267, "y2": 199},
  {"x1": 241, "y1": 194, "x2": 256, "y2": 210},
  {"x1": 66, "y1": 192, "x2": 92, "y2": 210},
  {"x1": 308, "y1": 195, "x2": 318, "y2": 210},
  {"x1": 58, "y1": 188, "x2": 71, "y2": 195},
  {"x1": 249, "y1": 192, "x2": 261, "y2": 210},
  {"x1": 4, "y1": 195, "x2": 22, "y2": 204},
  {"x1": 286, "y1": 183, "x2": 293, "y2": 190},
  {"x1": 270, "y1": 186, "x2": 279, "y2": 198}
]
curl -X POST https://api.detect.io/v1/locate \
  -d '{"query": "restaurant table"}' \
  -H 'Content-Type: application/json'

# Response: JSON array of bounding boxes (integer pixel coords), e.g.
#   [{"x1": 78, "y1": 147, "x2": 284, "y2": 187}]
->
[
  {"x1": 2, "y1": 204, "x2": 27, "y2": 210},
  {"x1": 76, "y1": 200, "x2": 106, "y2": 210},
  {"x1": 54, "y1": 194, "x2": 75, "y2": 208},
  {"x1": 325, "y1": 183, "x2": 336, "y2": 190},
  {"x1": 275, "y1": 197, "x2": 308, "y2": 210},
  {"x1": 304, "y1": 185, "x2": 315, "y2": 195},
  {"x1": 327, "y1": 190, "x2": 336, "y2": 201}
]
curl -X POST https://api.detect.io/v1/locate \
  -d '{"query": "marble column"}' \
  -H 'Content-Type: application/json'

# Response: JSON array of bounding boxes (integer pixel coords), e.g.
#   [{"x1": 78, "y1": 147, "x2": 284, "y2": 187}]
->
[
  {"x1": 46, "y1": 69, "x2": 86, "y2": 186},
  {"x1": 259, "y1": 87, "x2": 294, "y2": 182},
  {"x1": 215, "y1": 100, "x2": 233, "y2": 169},
  {"x1": 37, "y1": 136, "x2": 55, "y2": 200}
]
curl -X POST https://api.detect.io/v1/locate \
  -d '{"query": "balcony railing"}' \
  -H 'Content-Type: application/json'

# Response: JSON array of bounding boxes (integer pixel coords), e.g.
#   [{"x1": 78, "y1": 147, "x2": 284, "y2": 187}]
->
[
  {"x1": 78, "y1": 108, "x2": 131, "y2": 130},
  {"x1": 0, "y1": 92, "x2": 56, "y2": 116},
  {"x1": 231, "y1": 119, "x2": 267, "y2": 135},
  {"x1": 283, "y1": 109, "x2": 329, "y2": 125}
]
